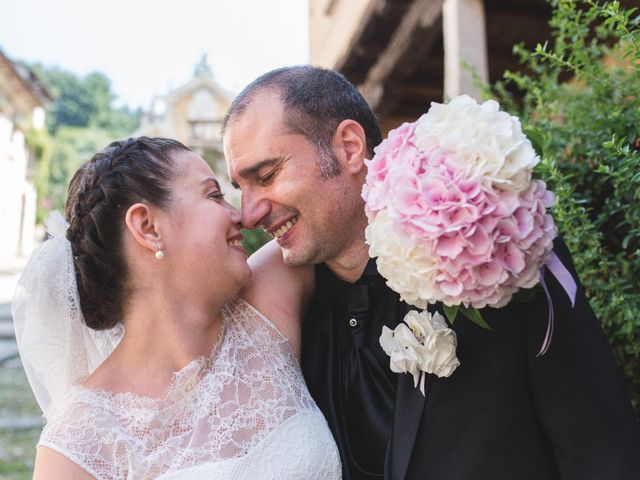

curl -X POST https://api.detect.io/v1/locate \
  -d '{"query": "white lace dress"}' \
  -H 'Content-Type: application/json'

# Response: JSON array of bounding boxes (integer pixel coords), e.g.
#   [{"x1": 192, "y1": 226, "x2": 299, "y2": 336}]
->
[{"x1": 38, "y1": 297, "x2": 341, "y2": 479}]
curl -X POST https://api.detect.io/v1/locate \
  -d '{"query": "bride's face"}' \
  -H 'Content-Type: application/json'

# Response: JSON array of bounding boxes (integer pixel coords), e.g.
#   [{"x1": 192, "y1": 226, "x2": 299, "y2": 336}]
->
[{"x1": 160, "y1": 150, "x2": 251, "y2": 300}]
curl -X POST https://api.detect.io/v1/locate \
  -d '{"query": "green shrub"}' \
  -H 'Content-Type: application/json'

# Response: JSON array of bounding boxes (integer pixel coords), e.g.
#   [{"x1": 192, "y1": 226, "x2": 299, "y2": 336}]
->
[
  {"x1": 491, "y1": 0, "x2": 640, "y2": 412},
  {"x1": 242, "y1": 228, "x2": 272, "y2": 255}
]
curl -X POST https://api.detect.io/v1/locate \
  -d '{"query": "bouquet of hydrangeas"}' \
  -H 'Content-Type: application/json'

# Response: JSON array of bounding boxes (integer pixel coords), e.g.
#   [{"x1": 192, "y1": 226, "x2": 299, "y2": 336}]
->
[{"x1": 364, "y1": 95, "x2": 558, "y2": 383}]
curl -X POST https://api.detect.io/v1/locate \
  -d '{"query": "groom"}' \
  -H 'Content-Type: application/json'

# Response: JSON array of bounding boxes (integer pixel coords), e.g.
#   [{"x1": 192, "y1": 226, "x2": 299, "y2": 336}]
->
[{"x1": 222, "y1": 65, "x2": 640, "y2": 479}]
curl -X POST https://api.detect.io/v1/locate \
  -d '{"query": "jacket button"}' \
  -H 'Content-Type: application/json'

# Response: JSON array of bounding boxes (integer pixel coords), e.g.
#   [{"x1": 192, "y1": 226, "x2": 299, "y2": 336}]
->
[{"x1": 349, "y1": 318, "x2": 358, "y2": 327}]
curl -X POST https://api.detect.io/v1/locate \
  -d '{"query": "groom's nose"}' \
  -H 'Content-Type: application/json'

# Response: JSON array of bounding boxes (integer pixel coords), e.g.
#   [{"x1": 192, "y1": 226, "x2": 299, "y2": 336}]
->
[{"x1": 240, "y1": 192, "x2": 271, "y2": 230}]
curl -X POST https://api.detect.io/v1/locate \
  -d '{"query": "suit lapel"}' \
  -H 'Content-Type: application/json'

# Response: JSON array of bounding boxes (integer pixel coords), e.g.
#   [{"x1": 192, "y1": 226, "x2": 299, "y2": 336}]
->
[
  {"x1": 384, "y1": 301, "x2": 436, "y2": 479},
  {"x1": 388, "y1": 371, "x2": 429, "y2": 480}
]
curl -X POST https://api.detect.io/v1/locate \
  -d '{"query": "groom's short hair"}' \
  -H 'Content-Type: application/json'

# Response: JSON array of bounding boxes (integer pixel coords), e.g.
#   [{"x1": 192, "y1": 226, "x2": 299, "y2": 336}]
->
[{"x1": 222, "y1": 65, "x2": 382, "y2": 178}]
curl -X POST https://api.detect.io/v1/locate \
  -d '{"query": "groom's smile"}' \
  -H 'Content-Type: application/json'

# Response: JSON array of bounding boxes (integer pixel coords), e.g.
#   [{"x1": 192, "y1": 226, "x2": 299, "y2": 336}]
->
[{"x1": 269, "y1": 215, "x2": 299, "y2": 241}]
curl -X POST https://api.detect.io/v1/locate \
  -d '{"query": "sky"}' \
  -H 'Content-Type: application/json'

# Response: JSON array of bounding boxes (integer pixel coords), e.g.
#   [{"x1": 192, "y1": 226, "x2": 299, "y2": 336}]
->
[{"x1": 1, "y1": 0, "x2": 309, "y2": 109}]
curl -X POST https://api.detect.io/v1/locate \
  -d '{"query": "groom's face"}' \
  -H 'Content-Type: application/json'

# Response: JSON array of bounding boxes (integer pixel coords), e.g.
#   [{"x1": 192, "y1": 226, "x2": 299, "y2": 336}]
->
[{"x1": 223, "y1": 90, "x2": 359, "y2": 266}]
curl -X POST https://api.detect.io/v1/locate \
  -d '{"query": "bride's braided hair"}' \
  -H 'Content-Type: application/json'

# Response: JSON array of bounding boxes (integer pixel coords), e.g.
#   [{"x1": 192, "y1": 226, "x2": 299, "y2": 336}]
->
[{"x1": 64, "y1": 137, "x2": 191, "y2": 330}]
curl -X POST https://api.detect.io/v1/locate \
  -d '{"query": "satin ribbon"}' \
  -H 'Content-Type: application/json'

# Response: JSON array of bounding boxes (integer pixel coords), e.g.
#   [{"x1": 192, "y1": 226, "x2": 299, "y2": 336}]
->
[
  {"x1": 412, "y1": 371, "x2": 426, "y2": 396},
  {"x1": 537, "y1": 250, "x2": 577, "y2": 356}
]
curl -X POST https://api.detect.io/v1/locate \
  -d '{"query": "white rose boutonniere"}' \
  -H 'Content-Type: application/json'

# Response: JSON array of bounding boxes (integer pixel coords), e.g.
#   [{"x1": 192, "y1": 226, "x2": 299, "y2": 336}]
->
[{"x1": 379, "y1": 310, "x2": 460, "y2": 395}]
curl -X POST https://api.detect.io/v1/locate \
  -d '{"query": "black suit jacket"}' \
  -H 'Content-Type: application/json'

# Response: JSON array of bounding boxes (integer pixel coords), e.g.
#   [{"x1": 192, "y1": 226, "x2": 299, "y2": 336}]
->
[{"x1": 385, "y1": 239, "x2": 640, "y2": 479}]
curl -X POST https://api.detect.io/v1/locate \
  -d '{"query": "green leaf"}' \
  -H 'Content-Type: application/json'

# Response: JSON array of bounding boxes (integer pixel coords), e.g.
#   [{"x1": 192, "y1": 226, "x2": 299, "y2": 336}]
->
[
  {"x1": 443, "y1": 305, "x2": 459, "y2": 324},
  {"x1": 459, "y1": 306, "x2": 494, "y2": 331},
  {"x1": 524, "y1": 128, "x2": 546, "y2": 157}
]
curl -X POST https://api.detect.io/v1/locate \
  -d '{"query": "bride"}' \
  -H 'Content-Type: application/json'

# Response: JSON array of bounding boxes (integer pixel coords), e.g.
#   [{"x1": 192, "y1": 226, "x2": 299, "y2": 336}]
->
[{"x1": 12, "y1": 137, "x2": 341, "y2": 479}]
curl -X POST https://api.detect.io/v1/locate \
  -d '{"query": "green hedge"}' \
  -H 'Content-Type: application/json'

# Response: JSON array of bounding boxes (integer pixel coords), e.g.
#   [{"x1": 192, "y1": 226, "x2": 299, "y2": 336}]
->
[{"x1": 491, "y1": 0, "x2": 640, "y2": 413}]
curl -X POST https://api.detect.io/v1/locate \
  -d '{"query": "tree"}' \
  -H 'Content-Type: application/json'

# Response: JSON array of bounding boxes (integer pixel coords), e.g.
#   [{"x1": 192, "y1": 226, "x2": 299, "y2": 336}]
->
[
  {"x1": 26, "y1": 63, "x2": 140, "y2": 213},
  {"x1": 29, "y1": 64, "x2": 139, "y2": 137}
]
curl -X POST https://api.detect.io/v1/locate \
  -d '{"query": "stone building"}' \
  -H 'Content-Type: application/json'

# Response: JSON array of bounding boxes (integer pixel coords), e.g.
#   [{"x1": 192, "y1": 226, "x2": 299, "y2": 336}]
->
[
  {"x1": 0, "y1": 48, "x2": 52, "y2": 261},
  {"x1": 137, "y1": 55, "x2": 233, "y2": 177}
]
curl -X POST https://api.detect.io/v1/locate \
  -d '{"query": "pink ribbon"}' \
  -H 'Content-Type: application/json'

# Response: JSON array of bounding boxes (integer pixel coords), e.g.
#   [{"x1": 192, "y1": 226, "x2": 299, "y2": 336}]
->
[{"x1": 537, "y1": 250, "x2": 577, "y2": 356}]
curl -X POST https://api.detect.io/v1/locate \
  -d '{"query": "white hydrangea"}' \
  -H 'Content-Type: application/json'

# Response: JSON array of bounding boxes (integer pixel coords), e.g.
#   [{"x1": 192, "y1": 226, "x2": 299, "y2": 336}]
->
[
  {"x1": 365, "y1": 211, "x2": 441, "y2": 309},
  {"x1": 414, "y1": 95, "x2": 539, "y2": 192}
]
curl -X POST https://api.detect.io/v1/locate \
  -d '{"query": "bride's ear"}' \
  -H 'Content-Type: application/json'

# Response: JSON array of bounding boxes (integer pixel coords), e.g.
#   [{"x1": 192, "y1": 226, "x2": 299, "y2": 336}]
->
[{"x1": 124, "y1": 203, "x2": 162, "y2": 255}]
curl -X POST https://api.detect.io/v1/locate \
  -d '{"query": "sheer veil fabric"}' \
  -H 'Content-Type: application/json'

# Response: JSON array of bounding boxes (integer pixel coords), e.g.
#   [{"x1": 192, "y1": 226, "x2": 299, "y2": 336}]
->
[{"x1": 12, "y1": 212, "x2": 123, "y2": 416}]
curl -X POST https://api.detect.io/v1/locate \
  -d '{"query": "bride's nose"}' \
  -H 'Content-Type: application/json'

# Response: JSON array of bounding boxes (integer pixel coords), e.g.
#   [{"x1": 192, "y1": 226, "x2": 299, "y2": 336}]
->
[{"x1": 226, "y1": 203, "x2": 242, "y2": 225}]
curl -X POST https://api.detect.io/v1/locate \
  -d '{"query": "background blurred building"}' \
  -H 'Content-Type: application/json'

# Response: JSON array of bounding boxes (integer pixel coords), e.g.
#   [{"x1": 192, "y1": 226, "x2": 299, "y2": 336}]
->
[
  {"x1": 0, "y1": 49, "x2": 52, "y2": 261},
  {"x1": 137, "y1": 55, "x2": 233, "y2": 175}
]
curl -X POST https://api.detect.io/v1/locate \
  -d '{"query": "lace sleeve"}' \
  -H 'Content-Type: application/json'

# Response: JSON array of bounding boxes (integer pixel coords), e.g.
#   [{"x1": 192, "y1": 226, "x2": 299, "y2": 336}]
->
[{"x1": 38, "y1": 389, "x2": 122, "y2": 480}]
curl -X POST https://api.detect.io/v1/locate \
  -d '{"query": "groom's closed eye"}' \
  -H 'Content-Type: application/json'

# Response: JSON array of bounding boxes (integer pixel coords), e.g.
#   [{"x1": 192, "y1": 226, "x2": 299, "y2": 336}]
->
[
  {"x1": 257, "y1": 169, "x2": 278, "y2": 186},
  {"x1": 232, "y1": 157, "x2": 288, "y2": 189}
]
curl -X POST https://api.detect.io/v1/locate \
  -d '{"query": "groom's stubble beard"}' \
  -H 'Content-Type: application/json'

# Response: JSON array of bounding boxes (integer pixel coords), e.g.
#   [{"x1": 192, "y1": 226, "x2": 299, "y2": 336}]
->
[{"x1": 280, "y1": 179, "x2": 367, "y2": 268}]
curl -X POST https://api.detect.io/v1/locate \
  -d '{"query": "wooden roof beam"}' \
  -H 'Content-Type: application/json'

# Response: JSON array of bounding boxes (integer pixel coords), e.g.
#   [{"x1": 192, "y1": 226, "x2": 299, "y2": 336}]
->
[
  {"x1": 358, "y1": 0, "x2": 444, "y2": 109},
  {"x1": 333, "y1": 0, "x2": 390, "y2": 73}
]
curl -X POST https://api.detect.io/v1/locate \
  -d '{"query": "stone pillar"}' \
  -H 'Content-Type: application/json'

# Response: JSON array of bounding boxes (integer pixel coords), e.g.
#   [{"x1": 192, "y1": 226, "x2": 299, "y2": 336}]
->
[{"x1": 443, "y1": 0, "x2": 489, "y2": 99}]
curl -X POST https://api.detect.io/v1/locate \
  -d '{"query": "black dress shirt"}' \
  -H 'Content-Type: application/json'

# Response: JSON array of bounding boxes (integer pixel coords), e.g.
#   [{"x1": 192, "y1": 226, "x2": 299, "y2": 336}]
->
[{"x1": 301, "y1": 259, "x2": 411, "y2": 480}]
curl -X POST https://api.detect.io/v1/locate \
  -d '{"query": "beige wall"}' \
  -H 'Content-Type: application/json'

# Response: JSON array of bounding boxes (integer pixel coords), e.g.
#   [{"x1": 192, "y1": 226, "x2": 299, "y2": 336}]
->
[
  {"x1": 168, "y1": 89, "x2": 227, "y2": 147},
  {"x1": 0, "y1": 114, "x2": 36, "y2": 260},
  {"x1": 309, "y1": 0, "x2": 373, "y2": 68},
  {"x1": 136, "y1": 74, "x2": 235, "y2": 203},
  {"x1": 138, "y1": 80, "x2": 230, "y2": 149}
]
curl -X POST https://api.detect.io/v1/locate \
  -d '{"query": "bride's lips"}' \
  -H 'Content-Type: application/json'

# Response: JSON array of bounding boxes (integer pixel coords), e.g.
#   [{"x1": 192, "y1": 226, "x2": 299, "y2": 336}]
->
[{"x1": 227, "y1": 233, "x2": 247, "y2": 255}]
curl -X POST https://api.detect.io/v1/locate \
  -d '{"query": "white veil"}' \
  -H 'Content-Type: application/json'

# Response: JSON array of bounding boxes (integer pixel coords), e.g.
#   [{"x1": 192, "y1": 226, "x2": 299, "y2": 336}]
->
[{"x1": 12, "y1": 211, "x2": 123, "y2": 417}]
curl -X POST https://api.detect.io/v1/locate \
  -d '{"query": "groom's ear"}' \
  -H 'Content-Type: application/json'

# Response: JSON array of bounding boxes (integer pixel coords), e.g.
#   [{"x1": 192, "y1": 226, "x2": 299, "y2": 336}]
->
[
  {"x1": 333, "y1": 119, "x2": 367, "y2": 174},
  {"x1": 124, "y1": 203, "x2": 162, "y2": 255}
]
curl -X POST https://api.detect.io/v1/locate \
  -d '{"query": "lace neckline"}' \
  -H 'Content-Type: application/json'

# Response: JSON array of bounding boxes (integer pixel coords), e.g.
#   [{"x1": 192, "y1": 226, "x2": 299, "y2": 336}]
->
[
  {"x1": 38, "y1": 295, "x2": 335, "y2": 479},
  {"x1": 71, "y1": 300, "x2": 232, "y2": 407}
]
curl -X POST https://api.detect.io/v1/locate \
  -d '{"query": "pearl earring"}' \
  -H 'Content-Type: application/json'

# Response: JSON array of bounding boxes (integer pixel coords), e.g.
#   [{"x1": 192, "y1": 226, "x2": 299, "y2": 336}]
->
[{"x1": 155, "y1": 242, "x2": 164, "y2": 260}]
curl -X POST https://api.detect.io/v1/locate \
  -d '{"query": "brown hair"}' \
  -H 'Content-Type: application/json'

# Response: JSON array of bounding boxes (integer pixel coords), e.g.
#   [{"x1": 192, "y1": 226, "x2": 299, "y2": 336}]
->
[
  {"x1": 222, "y1": 65, "x2": 382, "y2": 178},
  {"x1": 64, "y1": 136, "x2": 190, "y2": 330}
]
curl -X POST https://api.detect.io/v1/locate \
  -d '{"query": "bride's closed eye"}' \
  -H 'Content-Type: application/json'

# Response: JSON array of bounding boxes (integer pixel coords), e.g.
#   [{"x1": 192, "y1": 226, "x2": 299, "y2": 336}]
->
[{"x1": 208, "y1": 191, "x2": 225, "y2": 200}]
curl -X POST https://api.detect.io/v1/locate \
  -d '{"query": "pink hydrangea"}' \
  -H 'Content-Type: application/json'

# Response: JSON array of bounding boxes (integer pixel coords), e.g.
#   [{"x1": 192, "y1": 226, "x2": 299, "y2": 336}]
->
[{"x1": 362, "y1": 101, "x2": 557, "y2": 309}]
